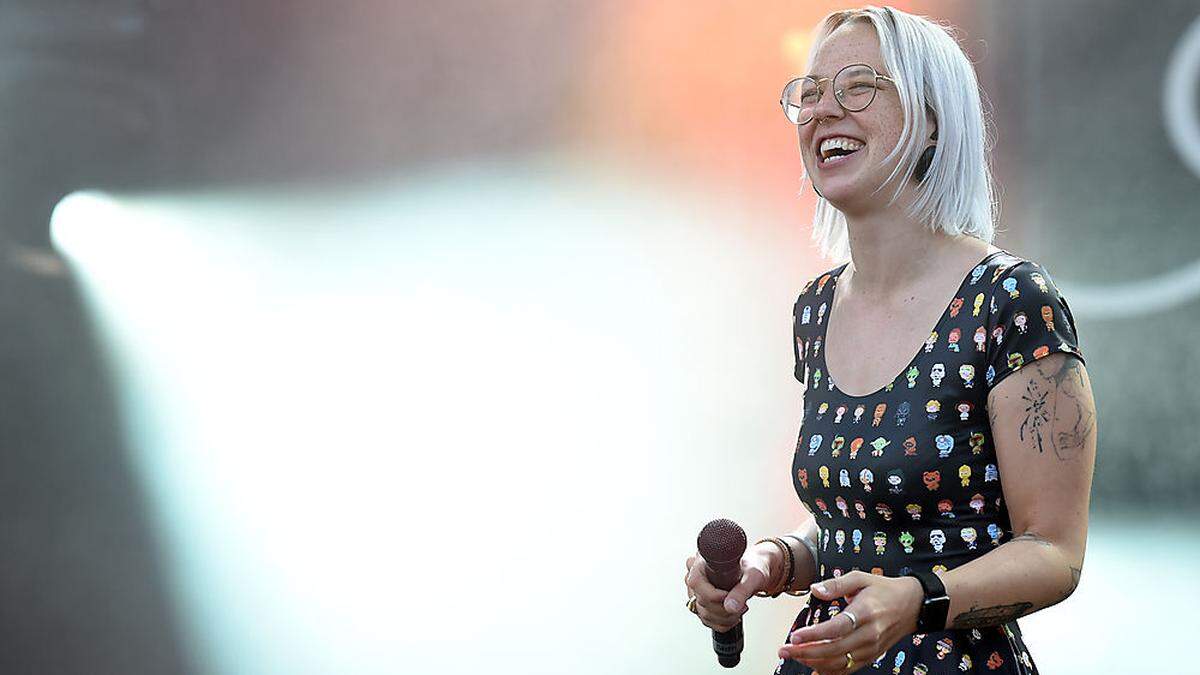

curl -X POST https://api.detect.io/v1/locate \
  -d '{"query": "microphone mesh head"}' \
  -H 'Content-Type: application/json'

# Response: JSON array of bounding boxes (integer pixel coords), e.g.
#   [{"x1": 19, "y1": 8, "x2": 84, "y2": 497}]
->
[{"x1": 697, "y1": 518, "x2": 747, "y2": 564}]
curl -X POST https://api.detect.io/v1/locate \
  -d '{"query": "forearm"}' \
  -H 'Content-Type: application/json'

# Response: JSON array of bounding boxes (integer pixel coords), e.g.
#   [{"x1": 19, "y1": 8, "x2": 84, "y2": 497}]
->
[
  {"x1": 940, "y1": 532, "x2": 1083, "y2": 629},
  {"x1": 756, "y1": 516, "x2": 821, "y2": 596}
]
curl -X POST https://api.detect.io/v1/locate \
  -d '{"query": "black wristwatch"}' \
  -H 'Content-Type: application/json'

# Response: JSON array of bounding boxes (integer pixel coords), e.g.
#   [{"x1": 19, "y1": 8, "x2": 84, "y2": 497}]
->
[{"x1": 904, "y1": 570, "x2": 950, "y2": 632}]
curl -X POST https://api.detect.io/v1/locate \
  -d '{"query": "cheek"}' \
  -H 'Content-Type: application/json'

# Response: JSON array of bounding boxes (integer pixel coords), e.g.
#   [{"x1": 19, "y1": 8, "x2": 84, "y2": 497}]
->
[{"x1": 796, "y1": 128, "x2": 814, "y2": 159}]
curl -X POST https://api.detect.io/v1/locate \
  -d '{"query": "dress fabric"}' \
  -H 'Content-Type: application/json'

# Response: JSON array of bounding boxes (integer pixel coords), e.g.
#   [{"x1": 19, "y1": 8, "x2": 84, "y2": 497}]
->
[{"x1": 776, "y1": 250, "x2": 1085, "y2": 675}]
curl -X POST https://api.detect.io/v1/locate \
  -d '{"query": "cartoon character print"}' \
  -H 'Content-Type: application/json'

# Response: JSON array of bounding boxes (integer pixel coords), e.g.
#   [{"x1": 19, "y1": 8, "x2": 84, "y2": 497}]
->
[
  {"x1": 959, "y1": 364, "x2": 976, "y2": 388},
  {"x1": 935, "y1": 434, "x2": 954, "y2": 458},
  {"x1": 872, "y1": 403, "x2": 887, "y2": 427},
  {"x1": 949, "y1": 296, "x2": 964, "y2": 318},
  {"x1": 785, "y1": 253, "x2": 1066, "y2": 675},
  {"x1": 969, "y1": 431, "x2": 986, "y2": 454},
  {"x1": 948, "y1": 327, "x2": 962, "y2": 352}
]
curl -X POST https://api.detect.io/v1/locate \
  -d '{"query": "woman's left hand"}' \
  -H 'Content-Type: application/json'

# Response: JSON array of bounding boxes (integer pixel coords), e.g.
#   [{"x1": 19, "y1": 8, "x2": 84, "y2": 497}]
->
[{"x1": 777, "y1": 571, "x2": 925, "y2": 674}]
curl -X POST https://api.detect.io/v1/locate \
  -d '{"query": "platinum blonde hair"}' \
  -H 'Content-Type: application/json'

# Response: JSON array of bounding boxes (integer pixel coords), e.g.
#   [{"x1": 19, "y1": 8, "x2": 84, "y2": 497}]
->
[{"x1": 800, "y1": 6, "x2": 997, "y2": 262}]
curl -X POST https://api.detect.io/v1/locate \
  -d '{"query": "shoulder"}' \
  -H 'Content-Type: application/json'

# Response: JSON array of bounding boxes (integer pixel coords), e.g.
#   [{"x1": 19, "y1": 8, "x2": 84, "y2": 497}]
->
[
  {"x1": 981, "y1": 251, "x2": 1084, "y2": 390},
  {"x1": 984, "y1": 251, "x2": 1062, "y2": 291},
  {"x1": 795, "y1": 262, "x2": 848, "y2": 305},
  {"x1": 983, "y1": 251, "x2": 1073, "y2": 315}
]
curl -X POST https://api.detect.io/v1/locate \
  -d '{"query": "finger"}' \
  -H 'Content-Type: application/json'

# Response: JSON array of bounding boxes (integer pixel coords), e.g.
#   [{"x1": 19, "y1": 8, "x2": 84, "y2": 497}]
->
[
  {"x1": 788, "y1": 601, "x2": 864, "y2": 645},
  {"x1": 781, "y1": 625, "x2": 861, "y2": 661},
  {"x1": 722, "y1": 566, "x2": 766, "y2": 613},
  {"x1": 696, "y1": 603, "x2": 741, "y2": 633},
  {"x1": 685, "y1": 554, "x2": 696, "y2": 572},
  {"x1": 809, "y1": 570, "x2": 872, "y2": 601},
  {"x1": 685, "y1": 561, "x2": 725, "y2": 604},
  {"x1": 778, "y1": 638, "x2": 870, "y2": 673}
]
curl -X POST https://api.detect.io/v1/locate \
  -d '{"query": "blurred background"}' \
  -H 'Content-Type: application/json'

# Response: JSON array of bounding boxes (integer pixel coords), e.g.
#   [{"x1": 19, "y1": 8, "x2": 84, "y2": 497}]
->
[{"x1": 1, "y1": 0, "x2": 1196, "y2": 673}]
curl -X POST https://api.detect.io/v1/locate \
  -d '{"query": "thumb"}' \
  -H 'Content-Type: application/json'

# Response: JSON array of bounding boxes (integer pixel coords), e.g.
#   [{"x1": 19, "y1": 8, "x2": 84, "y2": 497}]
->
[
  {"x1": 810, "y1": 571, "x2": 870, "y2": 599},
  {"x1": 723, "y1": 567, "x2": 766, "y2": 613}
]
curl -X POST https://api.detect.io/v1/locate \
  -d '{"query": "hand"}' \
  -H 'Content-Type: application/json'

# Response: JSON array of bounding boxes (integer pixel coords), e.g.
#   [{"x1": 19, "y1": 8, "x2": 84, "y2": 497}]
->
[
  {"x1": 683, "y1": 543, "x2": 779, "y2": 633},
  {"x1": 777, "y1": 571, "x2": 924, "y2": 674}
]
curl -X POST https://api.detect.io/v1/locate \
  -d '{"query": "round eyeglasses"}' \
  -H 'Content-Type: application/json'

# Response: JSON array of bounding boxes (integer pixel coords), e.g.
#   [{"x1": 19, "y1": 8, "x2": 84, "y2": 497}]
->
[{"x1": 780, "y1": 63, "x2": 896, "y2": 125}]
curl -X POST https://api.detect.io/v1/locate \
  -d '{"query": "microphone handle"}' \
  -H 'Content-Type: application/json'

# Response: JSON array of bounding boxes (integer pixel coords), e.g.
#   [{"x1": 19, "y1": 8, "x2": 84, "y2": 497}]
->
[{"x1": 705, "y1": 558, "x2": 744, "y2": 668}]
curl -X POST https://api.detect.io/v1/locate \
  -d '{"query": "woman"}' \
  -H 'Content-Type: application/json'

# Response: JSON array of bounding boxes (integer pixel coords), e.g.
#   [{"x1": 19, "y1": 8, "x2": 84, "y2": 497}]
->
[{"x1": 683, "y1": 6, "x2": 1096, "y2": 674}]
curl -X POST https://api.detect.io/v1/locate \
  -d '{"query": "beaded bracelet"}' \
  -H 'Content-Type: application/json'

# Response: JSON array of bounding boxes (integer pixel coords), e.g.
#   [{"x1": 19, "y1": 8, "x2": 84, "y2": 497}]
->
[
  {"x1": 772, "y1": 535, "x2": 809, "y2": 597},
  {"x1": 752, "y1": 537, "x2": 793, "y2": 598}
]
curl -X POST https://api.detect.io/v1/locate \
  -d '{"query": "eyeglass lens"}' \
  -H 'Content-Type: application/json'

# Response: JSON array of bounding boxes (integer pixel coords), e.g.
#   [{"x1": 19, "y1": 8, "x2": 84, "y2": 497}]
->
[{"x1": 782, "y1": 64, "x2": 881, "y2": 125}]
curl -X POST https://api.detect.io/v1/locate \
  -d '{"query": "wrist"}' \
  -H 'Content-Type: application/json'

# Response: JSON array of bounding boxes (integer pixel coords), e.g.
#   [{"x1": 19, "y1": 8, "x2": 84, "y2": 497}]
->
[
  {"x1": 901, "y1": 576, "x2": 924, "y2": 634},
  {"x1": 782, "y1": 532, "x2": 818, "y2": 589},
  {"x1": 758, "y1": 542, "x2": 786, "y2": 591}
]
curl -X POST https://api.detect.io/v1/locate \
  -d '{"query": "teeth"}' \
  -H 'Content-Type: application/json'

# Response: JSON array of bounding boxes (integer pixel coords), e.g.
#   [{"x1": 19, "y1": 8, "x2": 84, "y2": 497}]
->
[{"x1": 820, "y1": 136, "x2": 865, "y2": 160}]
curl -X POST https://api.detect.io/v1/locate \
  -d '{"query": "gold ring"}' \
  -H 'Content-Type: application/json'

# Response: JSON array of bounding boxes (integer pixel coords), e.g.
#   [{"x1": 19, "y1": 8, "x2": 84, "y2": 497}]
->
[
  {"x1": 845, "y1": 652, "x2": 855, "y2": 669},
  {"x1": 687, "y1": 596, "x2": 698, "y2": 614},
  {"x1": 843, "y1": 609, "x2": 858, "y2": 630}
]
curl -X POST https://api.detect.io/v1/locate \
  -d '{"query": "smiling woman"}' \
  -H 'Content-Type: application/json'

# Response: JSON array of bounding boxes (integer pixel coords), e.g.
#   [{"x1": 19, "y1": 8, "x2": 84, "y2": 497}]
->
[{"x1": 683, "y1": 6, "x2": 1097, "y2": 675}]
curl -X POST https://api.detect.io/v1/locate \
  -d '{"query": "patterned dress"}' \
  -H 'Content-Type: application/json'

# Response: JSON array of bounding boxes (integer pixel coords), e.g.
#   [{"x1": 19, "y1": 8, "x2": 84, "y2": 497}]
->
[{"x1": 777, "y1": 250, "x2": 1085, "y2": 675}]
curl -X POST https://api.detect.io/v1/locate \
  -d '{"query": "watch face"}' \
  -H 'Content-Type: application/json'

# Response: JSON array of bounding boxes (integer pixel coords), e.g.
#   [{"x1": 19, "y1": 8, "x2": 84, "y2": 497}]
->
[{"x1": 921, "y1": 594, "x2": 950, "y2": 632}]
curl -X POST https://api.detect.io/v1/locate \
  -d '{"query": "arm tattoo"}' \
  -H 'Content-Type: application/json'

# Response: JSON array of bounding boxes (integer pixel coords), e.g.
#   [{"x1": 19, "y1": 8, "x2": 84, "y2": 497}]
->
[
  {"x1": 1015, "y1": 357, "x2": 1095, "y2": 461},
  {"x1": 949, "y1": 601, "x2": 1034, "y2": 629}
]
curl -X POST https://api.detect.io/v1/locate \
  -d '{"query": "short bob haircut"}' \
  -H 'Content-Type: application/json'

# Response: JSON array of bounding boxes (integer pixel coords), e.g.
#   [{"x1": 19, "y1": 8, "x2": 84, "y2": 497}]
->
[{"x1": 800, "y1": 6, "x2": 997, "y2": 262}]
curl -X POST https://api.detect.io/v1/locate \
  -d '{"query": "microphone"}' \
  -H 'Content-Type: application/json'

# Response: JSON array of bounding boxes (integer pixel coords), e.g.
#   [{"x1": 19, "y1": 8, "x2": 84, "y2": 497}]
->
[{"x1": 697, "y1": 518, "x2": 747, "y2": 668}]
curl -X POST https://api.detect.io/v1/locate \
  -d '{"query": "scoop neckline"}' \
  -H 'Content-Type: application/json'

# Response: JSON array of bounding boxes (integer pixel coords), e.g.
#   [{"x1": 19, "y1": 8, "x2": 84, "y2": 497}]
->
[{"x1": 818, "y1": 249, "x2": 1007, "y2": 400}]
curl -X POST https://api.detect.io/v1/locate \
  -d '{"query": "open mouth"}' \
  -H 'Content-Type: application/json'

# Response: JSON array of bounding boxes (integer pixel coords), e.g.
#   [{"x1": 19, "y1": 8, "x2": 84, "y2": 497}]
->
[
  {"x1": 821, "y1": 147, "x2": 862, "y2": 165},
  {"x1": 819, "y1": 137, "x2": 866, "y2": 166}
]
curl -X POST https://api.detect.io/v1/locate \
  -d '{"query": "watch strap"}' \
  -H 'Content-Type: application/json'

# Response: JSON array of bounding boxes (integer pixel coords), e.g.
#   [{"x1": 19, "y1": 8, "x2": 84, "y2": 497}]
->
[{"x1": 904, "y1": 570, "x2": 950, "y2": 632}]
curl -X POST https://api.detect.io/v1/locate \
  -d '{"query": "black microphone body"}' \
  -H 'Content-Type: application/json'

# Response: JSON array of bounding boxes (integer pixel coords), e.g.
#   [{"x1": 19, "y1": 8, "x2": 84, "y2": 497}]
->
[{"x1": 697, "y1": 519, "x2": 748, "y2": 668}]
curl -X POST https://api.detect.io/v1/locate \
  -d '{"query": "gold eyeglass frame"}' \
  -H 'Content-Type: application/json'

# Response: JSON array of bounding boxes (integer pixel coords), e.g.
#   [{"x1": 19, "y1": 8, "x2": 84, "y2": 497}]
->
[{"x1": 780, "y1": 63, "x2": 896, "y2": 125}]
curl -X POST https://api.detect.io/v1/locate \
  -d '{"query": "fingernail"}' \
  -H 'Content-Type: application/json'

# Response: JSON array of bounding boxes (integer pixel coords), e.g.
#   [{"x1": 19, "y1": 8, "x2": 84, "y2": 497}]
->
[
  {"x1": 813, "y1": 584, "x2": 827, "y2": 594},
  {"x1": 724, "y1": 598, "x2": 741, "y2": 613}
]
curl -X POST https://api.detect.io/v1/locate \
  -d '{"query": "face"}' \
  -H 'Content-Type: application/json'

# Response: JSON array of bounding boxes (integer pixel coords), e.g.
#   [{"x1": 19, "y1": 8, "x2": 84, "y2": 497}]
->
[{"x1": 797, "y1": 22, "x2": 912, "y2": 211}]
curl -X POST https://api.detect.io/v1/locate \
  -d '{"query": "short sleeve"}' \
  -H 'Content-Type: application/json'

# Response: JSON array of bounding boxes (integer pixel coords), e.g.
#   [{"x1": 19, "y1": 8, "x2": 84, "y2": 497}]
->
[
  {"x1": 792, "y1": 277, "x2": 817, "y2": 384},
  {"x1": 984, "y1": 261, "x2": 1086, "y2": 393},
  {"x1": 792, "y1": 295, "x2": 805, "y2": 383}
]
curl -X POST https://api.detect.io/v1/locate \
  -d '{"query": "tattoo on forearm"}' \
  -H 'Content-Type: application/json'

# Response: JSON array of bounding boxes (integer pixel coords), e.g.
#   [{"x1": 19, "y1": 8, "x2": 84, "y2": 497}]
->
[
  {"x1": 1014, "y1": 357, "x2": 1095, "y2": 461},
  {"x1": 950, "y1": 601, "x2": 1033, "y2": 629}
]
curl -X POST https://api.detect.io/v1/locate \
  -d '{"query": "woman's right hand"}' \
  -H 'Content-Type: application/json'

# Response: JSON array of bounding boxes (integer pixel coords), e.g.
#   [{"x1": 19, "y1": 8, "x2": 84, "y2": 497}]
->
[{"x1": 684, "y1": 542, "x2": 782, "y2": 632}]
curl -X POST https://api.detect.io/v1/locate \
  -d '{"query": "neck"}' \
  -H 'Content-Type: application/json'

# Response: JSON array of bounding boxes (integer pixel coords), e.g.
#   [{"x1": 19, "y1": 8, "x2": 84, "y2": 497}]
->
[{"x1": 838, "y1": 197, "x2": 987, "y2": 298}]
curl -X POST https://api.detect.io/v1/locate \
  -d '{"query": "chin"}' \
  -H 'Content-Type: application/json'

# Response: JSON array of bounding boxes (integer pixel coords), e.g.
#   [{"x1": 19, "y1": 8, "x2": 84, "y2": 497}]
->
[{"x1": 814, "y1": 181, "x2": 859, "y2": 206}]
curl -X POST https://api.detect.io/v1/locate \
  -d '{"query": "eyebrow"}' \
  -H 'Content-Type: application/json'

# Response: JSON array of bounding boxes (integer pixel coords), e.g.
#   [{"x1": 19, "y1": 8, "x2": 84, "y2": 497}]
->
[{"x1": 802, "y1": 64, "x2": 885, "y2": 79}]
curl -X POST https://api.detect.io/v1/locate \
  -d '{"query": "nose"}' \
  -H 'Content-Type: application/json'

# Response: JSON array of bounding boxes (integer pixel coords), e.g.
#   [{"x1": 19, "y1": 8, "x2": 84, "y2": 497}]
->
[{"x1": 809, "y1": 83, "x2": 844, "y2": 125}]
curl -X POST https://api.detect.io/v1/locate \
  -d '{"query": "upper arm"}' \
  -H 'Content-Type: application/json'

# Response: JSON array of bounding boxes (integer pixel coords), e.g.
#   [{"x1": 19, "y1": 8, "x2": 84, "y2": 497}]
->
[
  {"x1": 987, "y1": 351, "x2": 1096, "y2": 561},
  {"x1": 982, "y1": 260, "x2": 1096, "y2": 562}
]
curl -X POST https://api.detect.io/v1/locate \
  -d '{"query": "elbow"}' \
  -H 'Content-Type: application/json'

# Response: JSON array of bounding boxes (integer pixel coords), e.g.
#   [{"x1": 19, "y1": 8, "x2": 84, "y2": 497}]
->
[
  {"x1": 1010, "y1": 530, "x2": 1084, "y2": 602},
  {"x1": 1065, "y1": 559, "x2": 1083, "y2": 599}
]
